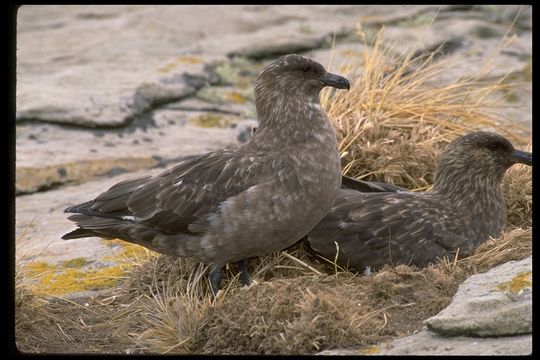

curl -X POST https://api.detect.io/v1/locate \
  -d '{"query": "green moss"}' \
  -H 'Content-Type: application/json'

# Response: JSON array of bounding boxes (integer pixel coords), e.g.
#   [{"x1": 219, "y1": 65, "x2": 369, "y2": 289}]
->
[
  {"x1": 503, "y1": 92, "x2": 520, "y2": 103},
  {"x1": 214, "y1": 63, "x2": 240, "y2": 86},
  {"x1": 397, "y1": 14, "x2": 433, "y2": 27},
  {"x1": 113, "y1": 242, "x2": 153, "y2": 259},
  {"x1": 101, "y1": 238, "x2": 127, "y2": 248},
  {"x1": 26, "y1": 261, "x2": 123, "y2": 295},
  {"x1": 234, "y1": 78, "x2": 251, "y2": 89},
  {"x1": 231, "y1": 56, "x2": 261, "y2": 75},
  {"x1": 197, "y1": 86, "x2": 252, "y2": 104},
  {"x1": 100, "y1": 239, "x2": 154, "y2": 261},
  {"x1": 197, "y1": 87, "x2": 226, "y2": 104},
  {"x1": 357, "y1": 25, "x2": 379, "y2": 45},
  {"x1": 190, "y1": 114, "x2": 223, "y2": 128}
]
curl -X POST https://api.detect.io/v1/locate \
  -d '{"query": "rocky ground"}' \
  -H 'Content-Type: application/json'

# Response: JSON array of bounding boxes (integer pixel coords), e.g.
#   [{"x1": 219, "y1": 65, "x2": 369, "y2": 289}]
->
[
  {"x1": 15, "y1": 5, "x2": 531, "y2": 355},
  {"x1": 319, "y1": 257, "x2": 532, "y2": 355}
]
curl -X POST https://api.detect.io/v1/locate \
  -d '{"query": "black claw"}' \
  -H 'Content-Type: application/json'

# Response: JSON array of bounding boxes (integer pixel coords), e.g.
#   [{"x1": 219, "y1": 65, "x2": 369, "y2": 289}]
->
[
  {"x1": 238, "y1": 259, "x2": 251, "y2": 287},
  {"x1": 209, "y1": 265, "x2": 223, "y2": 297}
]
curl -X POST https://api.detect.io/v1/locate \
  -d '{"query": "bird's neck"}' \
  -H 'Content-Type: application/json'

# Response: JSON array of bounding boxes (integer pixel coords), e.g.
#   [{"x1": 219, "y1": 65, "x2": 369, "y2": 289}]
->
[{"x1": 253, "y1": 93, "x2": 336, "y2": 148}]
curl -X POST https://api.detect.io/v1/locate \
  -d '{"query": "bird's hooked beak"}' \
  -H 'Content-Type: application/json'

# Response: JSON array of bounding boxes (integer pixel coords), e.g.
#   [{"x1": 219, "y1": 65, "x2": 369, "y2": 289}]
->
[
  {"x1": 512, "y1": 149, "x2": 532, "y2": 166},
  {"x1": 321, "y1": 72, "x2": 350, "y2": 90}
]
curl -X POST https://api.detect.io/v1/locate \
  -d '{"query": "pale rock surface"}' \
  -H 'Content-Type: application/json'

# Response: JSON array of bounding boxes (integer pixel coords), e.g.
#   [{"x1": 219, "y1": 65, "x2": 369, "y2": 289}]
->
[
  {"x1": 424, "y1": 256, "x2": 532, "y2": 337},
  {"x1": 318, "y1": 256, "x2": 532, "y2": 356}
]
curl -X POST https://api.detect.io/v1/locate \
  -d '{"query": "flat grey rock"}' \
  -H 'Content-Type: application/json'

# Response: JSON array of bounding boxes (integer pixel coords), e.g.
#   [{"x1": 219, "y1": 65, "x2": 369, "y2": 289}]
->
[
  {"x1": 16, "y1": 167, "x2": 167, "y2": 265},
  {"x1": 17, "y1": 5, "x2": 531, "y2": 129},
  {"x1": 15, "y1": 5, "x2": 385, "y2": 128},
  {"x1": 318, "y1": 332, "x2": 531, "y2": 355},
  {"x1": 17, "y1": 6, "x2": 220, "y2": 128},
  {"x1": 15, "y1": 108, "x2": 244, "y2": 194},
  {"x1": 424, "y1": 256, "x2": 532, "y2": 337},
  {"x1": 372, "y1": 330, "x2": 530, "y2": 355},
  {"x1": 166, "y1": 96, "x2": 253, "y2": 117},
  {"x1": 381, "y1": 19, "x2": 531, "y2": 79}
]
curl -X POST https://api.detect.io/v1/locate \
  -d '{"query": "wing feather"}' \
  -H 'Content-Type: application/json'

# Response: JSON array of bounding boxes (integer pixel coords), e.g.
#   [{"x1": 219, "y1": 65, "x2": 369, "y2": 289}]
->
[
  {"x1": 309, "y1": 190, "x2": 468, "y2": 270},
  {"x1": 85, "y1": 148, "x2": 271, "y2": 235}
]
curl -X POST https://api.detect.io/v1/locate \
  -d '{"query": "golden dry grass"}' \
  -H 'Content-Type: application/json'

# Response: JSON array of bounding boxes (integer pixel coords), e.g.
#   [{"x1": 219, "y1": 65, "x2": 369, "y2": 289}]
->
[
  {"x1": 16, "y1": 26, "x2": 531, "y2": 355},
  {"x1": 502, "y1": 162, "x2": 532, "y2": 228},
  {"x1": 321, "y1": 26, "x2": 530, "y2": 190}
]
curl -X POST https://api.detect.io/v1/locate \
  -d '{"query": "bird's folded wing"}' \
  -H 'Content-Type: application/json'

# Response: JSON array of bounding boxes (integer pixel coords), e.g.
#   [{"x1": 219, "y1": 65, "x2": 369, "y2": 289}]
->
[
  {"x1": 88, "y1": 148, "x2": 270, "y2": 234},
  {"x1": 341, "y1": 175, "x2": 406, "y2": 193},
  {"x1": 310, "y1": 192, "x2": 466, "y2": 269}
]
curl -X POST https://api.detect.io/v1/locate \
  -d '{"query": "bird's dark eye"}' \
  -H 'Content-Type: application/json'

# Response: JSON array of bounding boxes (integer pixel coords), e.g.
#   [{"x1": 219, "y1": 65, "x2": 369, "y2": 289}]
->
[
  {"x1": 486, "y1": 140, "x2": 512, "y2": 153},
  {"x1": 302, "y1": 65, "x2": 311, "y2": 73}
]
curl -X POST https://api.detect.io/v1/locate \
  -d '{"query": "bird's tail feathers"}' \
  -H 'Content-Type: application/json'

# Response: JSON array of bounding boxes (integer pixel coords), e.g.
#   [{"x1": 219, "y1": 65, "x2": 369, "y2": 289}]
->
[{"x1": 61, "y1": 228, "x2": 102, "y2": 240}]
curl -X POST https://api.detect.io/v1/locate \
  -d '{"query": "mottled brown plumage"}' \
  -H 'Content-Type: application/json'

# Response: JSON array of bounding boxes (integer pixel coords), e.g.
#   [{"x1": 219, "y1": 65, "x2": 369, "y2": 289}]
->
[
  {"x1": 308, "y1": 131, "x2": 532, "y2": 273},
  {"x1": 62, "y1": 54, "x2": 350, "y2": 294}
]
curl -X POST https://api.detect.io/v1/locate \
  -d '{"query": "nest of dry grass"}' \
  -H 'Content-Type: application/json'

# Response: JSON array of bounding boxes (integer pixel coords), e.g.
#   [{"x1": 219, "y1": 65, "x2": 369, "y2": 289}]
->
[{"x1": 16, "y1": 27, "x2": 531, "y2": 355}]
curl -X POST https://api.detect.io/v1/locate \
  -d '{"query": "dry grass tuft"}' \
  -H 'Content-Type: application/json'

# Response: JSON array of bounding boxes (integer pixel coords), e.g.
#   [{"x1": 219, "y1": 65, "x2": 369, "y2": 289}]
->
[
  {"x1": 122, "y1": 255, "x2": 214, "y2": 354},
  {"x1": 202, "y1": 276, "x2": 381, "y2": 354},
  {"x1": 502, "y1": 160, "x2": 532, "y2": 228},
  {"x1": 321, "y1": 27, "x2": 530, "y2": 189},
  {"x1": 462, "y1": 227, "x2": 531, "y2": 271}
]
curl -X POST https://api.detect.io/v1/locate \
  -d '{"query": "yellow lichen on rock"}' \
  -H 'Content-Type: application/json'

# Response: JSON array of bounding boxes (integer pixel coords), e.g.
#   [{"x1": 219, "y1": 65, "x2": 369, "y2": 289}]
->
[
  {"x1": 357, "y1": 346, "x2": 380, "y2": 354},
  {"x1": 61, "y1": 257, "x2": 89, "y2": 268},
  {"x1": 158, "y1": 55, "x2": 202, "y2": 73},
  {"x1": 225, "y1": 91, "x2": 249, "y2": 104},
  {"x1": 495, "y1": 271, "x2": 532, "y2": 293},
  {"x1": 35, "y1": 267, "x2": 124, "y2": 295},
  {"x1": 25, "y1": 240, "x2": 154, "y2": 295},
  {"x1": 188, "y1": 113, "x2": 237, "y2": 128}
]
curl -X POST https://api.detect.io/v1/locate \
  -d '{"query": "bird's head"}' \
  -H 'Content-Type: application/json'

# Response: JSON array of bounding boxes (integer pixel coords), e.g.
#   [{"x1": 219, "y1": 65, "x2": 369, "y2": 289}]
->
[
  {"x1": 434, "y1": 131, "x2": 532, "y2": 191},
  {"x1": 254, "y1": 54, "x2": 350, "y2": 104}
]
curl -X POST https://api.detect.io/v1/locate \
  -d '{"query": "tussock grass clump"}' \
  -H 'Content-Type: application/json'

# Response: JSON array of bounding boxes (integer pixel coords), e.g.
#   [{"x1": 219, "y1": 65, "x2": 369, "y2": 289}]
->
[
  {"x1": 119, "y1": 255, "x2": 214, "y2": 354},
  {"x1": 202, "y1": 276, "x2": 384, "y2": 354},
  {"x1": 321, "y1": 27, "x2": 530, "y2": 189}
]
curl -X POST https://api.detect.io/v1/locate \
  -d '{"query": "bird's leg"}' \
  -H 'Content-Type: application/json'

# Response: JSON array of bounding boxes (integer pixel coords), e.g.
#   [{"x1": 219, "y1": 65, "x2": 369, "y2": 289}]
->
[
  {"x1": 209, "y1": 264, "x2": 223, "y2": 297},
  {"x1": 237, "y1": 259, "x2": 251, "y2": 287}
]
